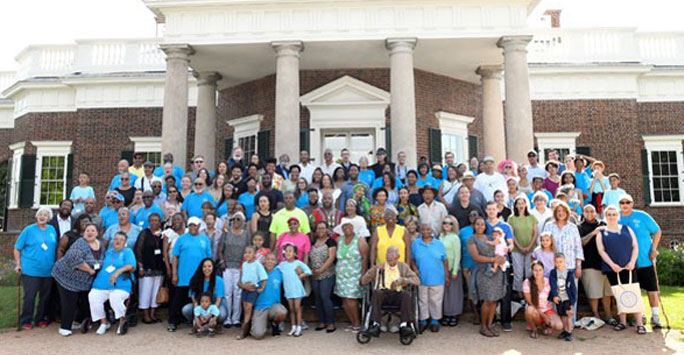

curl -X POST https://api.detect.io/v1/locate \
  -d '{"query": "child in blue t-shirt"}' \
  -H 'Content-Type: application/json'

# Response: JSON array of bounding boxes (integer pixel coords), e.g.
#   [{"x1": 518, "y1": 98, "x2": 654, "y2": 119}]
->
[
  {"x1": 277, "y1": 244, "x2": 311, "y2": 337},
  {"x1": 193, "y1": 293, "x2": 219, "y2": 337},
  {"x1": 589, "y1": 161, "x2": 611, "y2": 214},
  {"x1": 237, "y1": 246, "x2": 268, "y2": 340}
]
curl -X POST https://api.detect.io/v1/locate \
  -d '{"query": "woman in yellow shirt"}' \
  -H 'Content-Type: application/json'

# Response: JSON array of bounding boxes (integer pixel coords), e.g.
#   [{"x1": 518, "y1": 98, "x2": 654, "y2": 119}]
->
[{"x1": 370, "y1": 207, "x2": 411, "y2": 267}]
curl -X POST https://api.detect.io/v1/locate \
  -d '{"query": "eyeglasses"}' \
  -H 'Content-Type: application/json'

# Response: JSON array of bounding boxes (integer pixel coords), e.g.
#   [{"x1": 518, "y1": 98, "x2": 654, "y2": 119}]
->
[
  {"x1": 169, "y1": 190, "x2": 178, "y2": 193},
  {"x1": 619, "y1": 201, "x2": 632, "y2": 205},
  {"x1": 121, "y1": 178, "x2": 129, "y2": 181},
  {"x1": 504, "y1": 166, "x2": 512, "y2": 169},
  {"x1": 194, "y1": 160, "x2": 204, "y2": 164}
]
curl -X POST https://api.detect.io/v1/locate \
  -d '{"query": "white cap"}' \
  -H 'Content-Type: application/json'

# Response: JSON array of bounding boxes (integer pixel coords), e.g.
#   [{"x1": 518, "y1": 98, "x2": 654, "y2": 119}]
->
[
  {"x1": 187, "y1": 216, "x2": 202, "y2": 226},
  {"x1": 618, "y1": 194, "x2": 633, "y2": 203},
  {"x1": 482, "y1": 155, "x2": 495, "y2": 163}
]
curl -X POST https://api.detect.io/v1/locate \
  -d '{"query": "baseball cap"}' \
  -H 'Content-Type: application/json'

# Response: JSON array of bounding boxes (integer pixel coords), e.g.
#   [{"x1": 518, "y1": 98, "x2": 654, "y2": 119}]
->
[
  {"x1": 187, "y1": 217, "x2": 202, "y2": 226},
  {"x1": 143, "y1": 161, "x2": 154, "y2": 167},
  {"x1": 482, "y1": 156, "x2": 495, "y2": 163},
  {"x1": 618, "y1": 194, "x2": 633, "y2": 203},
  {"x1": 527, "y1": 150, "x2": 538, "y2": 157},
  {"x1": 111, "y1": 192, "x2": 125, "y2": 202}
]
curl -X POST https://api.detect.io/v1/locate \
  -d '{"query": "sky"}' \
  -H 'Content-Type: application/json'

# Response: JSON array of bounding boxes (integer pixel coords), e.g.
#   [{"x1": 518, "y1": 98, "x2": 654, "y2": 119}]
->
[{"x1": 1, "y1": 0, "x2": 683, "y2": 70}]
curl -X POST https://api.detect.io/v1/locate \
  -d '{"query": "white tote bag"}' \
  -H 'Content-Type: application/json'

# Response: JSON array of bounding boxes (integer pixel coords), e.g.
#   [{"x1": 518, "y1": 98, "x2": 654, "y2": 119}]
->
[{"x1": 611, "y1": 271, "x2": 645, "y2": 315}]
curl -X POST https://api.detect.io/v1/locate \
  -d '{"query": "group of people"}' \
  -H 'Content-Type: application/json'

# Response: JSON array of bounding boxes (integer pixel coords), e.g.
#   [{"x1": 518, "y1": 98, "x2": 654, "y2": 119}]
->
[{"x1": 13, "y1": 145, "x2": 663, "y2": 342}]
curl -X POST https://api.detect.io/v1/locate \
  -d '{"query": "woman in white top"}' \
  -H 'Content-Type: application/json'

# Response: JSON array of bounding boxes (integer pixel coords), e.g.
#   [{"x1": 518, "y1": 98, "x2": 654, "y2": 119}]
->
[
  {"x1": 439, "y1": 166, "x2": 461, "y2": 206},
  {"x1": 162, "y1": 213, "x2": 186, "y2": 274},
  {"x1": 530, "y1": 192, "x2": 553, "y2": 237},
  {"x1": 333, "y1": 199, "x2": 370, "y2": 239}
]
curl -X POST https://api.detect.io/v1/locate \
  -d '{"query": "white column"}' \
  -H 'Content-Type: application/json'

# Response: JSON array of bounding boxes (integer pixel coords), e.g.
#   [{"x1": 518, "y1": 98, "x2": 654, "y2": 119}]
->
[
  {"x1": 161, "y1": 44, "x2": 194, "y2": 169},
  {"x1": 386, "y1": 38, "x2": 418, "y2": 167},
  {"x1": 476, "y1": 65, "x2": 506, "y2": 162},
  {"x1": 497, "y1": 35, "x2": 534, "y2": 163},
  {"x1": 194, "y1": 71, "x2": 221, "y2": 169},
  {"x1": 272, "y1": 41, "x2": 303, "y2": 161}
]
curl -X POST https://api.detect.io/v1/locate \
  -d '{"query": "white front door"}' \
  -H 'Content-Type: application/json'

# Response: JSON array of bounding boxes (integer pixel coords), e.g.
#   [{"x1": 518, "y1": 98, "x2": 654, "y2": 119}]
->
[{"x1": 322, "y1": 129, "x2": 375, "y2": 164}]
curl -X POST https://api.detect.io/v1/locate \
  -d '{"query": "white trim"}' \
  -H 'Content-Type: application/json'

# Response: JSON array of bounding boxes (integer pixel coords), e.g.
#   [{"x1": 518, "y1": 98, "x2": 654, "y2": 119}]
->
[
  {"x1": 130, "y1": 136, "x2": 163, "y2": 152},
  {"x1": 228, "y1": 113, "x2": 263, "y2": 141},
  {"x1": 435, "y1": 111, "x2": 474, "y2": 163},
  {"x1": 32, "y1": 141, "x2": 72, "y2": 208},
  {"x1": 8, "y1": 142, "x2": 25, "y2": 209},
  {"x1": 643, "y1": 135, "x2": 684, "y2": 207},
  {"x1": 534, "y1": 132, "x2": 581, "y2": 164}
]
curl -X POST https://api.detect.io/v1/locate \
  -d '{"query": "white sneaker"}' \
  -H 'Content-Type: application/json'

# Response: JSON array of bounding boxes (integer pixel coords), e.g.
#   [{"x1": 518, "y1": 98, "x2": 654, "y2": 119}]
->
[
  {"x1": 389, "y1": 325, "x2": 400, "y2": 333},
  {"x1": 96, "y1": 323, "x2": 111, "y2": 335},
  {"x1": 380, "y1": 324, "x2": 388, "y2": 332},
  {"x1": 58, "y1": 328, "x2": 72, "y2": 337},
  {"x1": 288, "y1": 326, "x2": 296, "y2": 336},
  {"x1": 300, "y1": 320, "x2": 309, "y2": 330},
  {"x1": 294, "y1": 326, "x2": 302, "y2": 337}
]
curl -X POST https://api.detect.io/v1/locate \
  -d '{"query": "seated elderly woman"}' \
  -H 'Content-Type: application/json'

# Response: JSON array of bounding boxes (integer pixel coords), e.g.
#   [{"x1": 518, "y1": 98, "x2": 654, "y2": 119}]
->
[
  {"x1": 88, "y1": 231, "x2": 137, "y2": 335},
  {"x1": 361, "y1": 246, "x2": 420, "y2": 338}
]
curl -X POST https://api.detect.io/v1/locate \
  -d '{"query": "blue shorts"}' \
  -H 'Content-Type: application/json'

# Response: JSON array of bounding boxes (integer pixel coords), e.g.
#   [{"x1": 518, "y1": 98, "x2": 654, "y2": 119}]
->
[{"x1": 241, "y1": 289, "x2": 258, "y2": 304}]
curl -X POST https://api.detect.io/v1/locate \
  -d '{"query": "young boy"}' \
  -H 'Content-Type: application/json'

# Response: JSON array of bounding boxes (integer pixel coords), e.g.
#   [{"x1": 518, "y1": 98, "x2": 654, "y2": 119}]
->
[
  {"x1": 237, "y1": 246, "x2": 268, "y2": 340},
  {"x1": 601, "y1": 173, "x2": 626, "y2": 210},
  {"x1": 69, "y1": 172, "x2": 95, "y2": 216},
  {"x1": 549, "y1": 253, "x2": 577, "y2": 341},
  {"x1": 588, "y1": 161, "x2": 610, "y2": 214},
  {"x1": 194, "y1": 293, "x2": 220, "y2": 337}
]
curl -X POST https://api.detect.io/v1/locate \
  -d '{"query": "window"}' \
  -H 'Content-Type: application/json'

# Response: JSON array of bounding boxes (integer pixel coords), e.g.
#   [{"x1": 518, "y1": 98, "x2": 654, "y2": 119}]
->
[
  {"x1": 8, "y1": 142, "x2": 24, "y2": 209},
  {"x1": 435, "y1": 111, "x2": 474, "y2": 164},
  {"x1": 32, "y1": 141, "x2": 72, "y2": 207},
  {"x1": 228, "y1": 114, "x2": 262, "y2": 158},
  {"x1": 643, "y1": 135, "x2": 684, "y2": 206},
  {"x1": 130, "y1": 137, "x2": 162, "y2": 167},
  {"x1": 535, "y1": 132, "x2": 581, "y2": 164}
]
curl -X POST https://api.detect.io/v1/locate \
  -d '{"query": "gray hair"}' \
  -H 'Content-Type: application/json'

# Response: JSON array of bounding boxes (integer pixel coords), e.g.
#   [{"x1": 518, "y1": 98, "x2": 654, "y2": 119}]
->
[
  {"x1": 384, "y1": 205, "x2": 398, "y2": 217},
  {"x1": 35, "y1": 206, "x2": 53, "y2": 220}
]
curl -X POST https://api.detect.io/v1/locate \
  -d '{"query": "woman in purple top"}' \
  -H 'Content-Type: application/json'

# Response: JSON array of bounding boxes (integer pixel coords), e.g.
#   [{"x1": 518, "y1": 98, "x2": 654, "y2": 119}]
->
[{"x1": 543, "y1": 161, "x2": 561, "y2": 197}]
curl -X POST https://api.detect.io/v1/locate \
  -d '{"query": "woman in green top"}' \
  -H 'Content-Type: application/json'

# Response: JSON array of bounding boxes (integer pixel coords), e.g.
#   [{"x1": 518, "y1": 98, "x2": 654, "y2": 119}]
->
[
  {"x1": 439, "y1": 215, "x2": 462, "y2": 326},
  {"x1": 507, "y1": 195, "x2": 538, "y2": 295}
]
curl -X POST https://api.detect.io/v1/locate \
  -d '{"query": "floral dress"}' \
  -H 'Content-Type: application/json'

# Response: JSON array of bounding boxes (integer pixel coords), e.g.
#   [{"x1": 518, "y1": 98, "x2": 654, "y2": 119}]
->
[
  {"x1": 368, "y1": 204, "x2": 386, "y2": 230},
  {"x1": 334, "y1": 234, "x2": 364, "y2": 299}
]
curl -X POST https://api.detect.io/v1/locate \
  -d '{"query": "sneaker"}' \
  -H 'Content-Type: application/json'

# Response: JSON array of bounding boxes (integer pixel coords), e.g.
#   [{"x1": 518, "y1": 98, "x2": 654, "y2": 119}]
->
[
  {"x1": 367, "y1": 323, "x2": 381, "y2": 337},
  {"x1": 380, "y1": 324, "x2": 388, "y2": 332},
  {"x1": 96, "y1": 323, "x2": 110, "y2": 335},
  {"x1": 117, "y1": 320, "x2": 128, "y2": 335},
  {"x1": 557, "y1": 330, "x2": 568, "y2": 339},
  {"x1": 37, "y1": 321, "x2": 48, "y2": 328},
  {"x1": 651, "y1": 316, "x2": 663, "y2": 329},
  {"x1": 223, "y1": 323, "x2": 232, "y2": 329},
  {"x1": 271, "y1": 322, "x2": 281, "y2": 337},
  {"x1": 294, "y1": 326, "x2": 302, "y2": 337},
  {"x1": 502, "y1": 323, "x2": 513, "y2": 332},
  {"x1": 208, "y1": 329, "x2": 216, "y2": 338},
  {"x1": 389, "y1": 325, "x2": 400, "y2": 333},
  {"x1": 300, "y1": 321, "x2": 309, "y2": 330},
  {"x1": 399, "y1": 325, "x2": 413, "y2": 338},
  {"x1": 71, "y1": 321, "x2": 82, "y2": 330},
  {"x1": 167, "y1": 324, "x2": 177, "y2": 332},
  {"x1": 58, "y1": 328, "x2": 73, "y2": 337},
  {"x1": 288, "y1": 326, "x2": 297, "y2": 336},
  {"x1": 21, "y1": 324, "x2": 33, "y2": 331},
  {"x1": 565, "y1": 333, "x2": 574, "y2": 342}
]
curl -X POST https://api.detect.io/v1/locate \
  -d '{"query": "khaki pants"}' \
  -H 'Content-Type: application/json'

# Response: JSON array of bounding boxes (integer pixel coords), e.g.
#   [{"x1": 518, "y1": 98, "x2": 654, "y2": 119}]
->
[{"x1": 418, "y1": 285, "x2": 444, "y2": 321}]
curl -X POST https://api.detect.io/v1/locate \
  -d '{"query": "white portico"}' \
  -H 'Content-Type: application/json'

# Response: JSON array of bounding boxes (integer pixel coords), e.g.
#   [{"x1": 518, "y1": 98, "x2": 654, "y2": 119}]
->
[{"x1": 146, "y1": 0, "x2": 539, "y2": 165}]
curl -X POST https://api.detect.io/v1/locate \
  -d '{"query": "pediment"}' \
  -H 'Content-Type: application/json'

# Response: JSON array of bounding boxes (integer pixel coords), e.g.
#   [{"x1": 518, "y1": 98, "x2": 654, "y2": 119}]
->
[{"x1": 300, "y1": 75, "x2": 390, "y2": 106}]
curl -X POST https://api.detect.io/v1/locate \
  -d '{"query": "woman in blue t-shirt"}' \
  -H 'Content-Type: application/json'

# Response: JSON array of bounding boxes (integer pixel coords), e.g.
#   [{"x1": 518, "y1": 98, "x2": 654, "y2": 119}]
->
[
  {"x1": 88, "y1": 231, "x2": 137, "y2": 335},
  {"x1": 14, "y1": 207, "x2": 58, "y2": 330},
  {"x1": 182, "y1": 258, "x2": 226, "y2": 325}
]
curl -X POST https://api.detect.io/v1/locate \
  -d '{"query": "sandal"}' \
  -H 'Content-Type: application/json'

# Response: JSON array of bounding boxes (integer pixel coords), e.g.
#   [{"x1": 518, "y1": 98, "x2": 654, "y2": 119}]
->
[
  {"x1": 543, "y1": 326, "x2": 553, "y2": 336},
  {"x1": 489, "y1": 326, "x2": 500, "y2": 337},
  {"x1": 479, "y1": 328, "x2": 494, "y2": 337},
  {"x1": 613, "y1": 323, "x2": 627, "y2": 331},
  {"x1": 530, "y1": 330, "x2": 539, "y2": 339},
  {"x1": 604, "y1": 318, "x2": 619, "y2": 327},
  {"x1": 636, "y1": 325, "x2": 647, "y2": 335}
]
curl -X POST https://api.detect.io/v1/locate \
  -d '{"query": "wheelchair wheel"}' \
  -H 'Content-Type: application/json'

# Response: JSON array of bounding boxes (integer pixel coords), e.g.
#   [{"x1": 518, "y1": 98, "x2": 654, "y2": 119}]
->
[
  {"x1": 400, "y1": 334, "x2": 414, "y2": 346},
  {"x1": 356, "y1": 331, "x2": 371, "y2": 344}
]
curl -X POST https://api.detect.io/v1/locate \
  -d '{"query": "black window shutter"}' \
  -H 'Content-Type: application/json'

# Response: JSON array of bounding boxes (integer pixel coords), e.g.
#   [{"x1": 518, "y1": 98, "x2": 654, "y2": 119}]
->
[
  {"x1": 384, "y1": 125, "x2": 392, "y2": 161},
  {"x1": 576, "y1": 146, "x2": 591, "y2": 157},
  {"x1": 121, "y1": 151, "x2": 134, "y2": 165},
  {"x1": 641, "y1": 149, "x2": 652, "y2": 205},
  {"x1": 19, "y1": 154, "x2": 36, "y2": 208},
  {"x1": 468, "y1": 135, "x2": 479, "y2": 160},
  {"x1": 428, "y1": 128, "x2": 442, "y2": 165},
  {"x1": 224, "y1": 138, "x2": 234, "y2": 162},
  {"x1": 300, "y1": 128, "x2": 310, "y2": 154},
  {"x1": 258, "y1": 130, "x2": 271, "y2": 162},
  {"x1": 65, "y1": 153, "x2": 74, "y2": 198}
]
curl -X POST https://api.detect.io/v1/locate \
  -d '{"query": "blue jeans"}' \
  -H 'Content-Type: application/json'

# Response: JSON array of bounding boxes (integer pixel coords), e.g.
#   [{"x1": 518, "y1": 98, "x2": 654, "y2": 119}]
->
[{"x1": 311, "y1": 276, "x2": 335, "y2": 325}]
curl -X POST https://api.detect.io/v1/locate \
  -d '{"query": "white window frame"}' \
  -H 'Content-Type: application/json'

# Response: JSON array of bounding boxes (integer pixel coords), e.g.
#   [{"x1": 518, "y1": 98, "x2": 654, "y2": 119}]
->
[
  {"x1": 228, "y1": 114, "x2": 262, "y2": 156},
  {"x1": 535, "y1": 132, "x2": 581, "y2": 164},
  {"x1": 130, "y1": 136, "x2": 163, "y2": 166},
  {"x1": 643, "y1": 135, "x2": 684, "y2": 207},
  {"x1": 436, "y1": 111, "x2": 474, "y2": 164},
  {"x1": 32, "y1": 141, "x2": 72, "y2": 208},
  {"x1": 8, "y1": 141, "x2": 25, "y2": 209}
]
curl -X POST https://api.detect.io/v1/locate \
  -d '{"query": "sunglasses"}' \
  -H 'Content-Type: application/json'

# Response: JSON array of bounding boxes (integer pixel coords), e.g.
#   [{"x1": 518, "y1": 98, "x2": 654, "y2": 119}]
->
[
  {"x1": 143, "y1": 196, "x2": 154, "y2": 199},
  {"x1": 169, "y1": 190, "x2": 178, "y2": 193},
  {"x1": 195, "y1": 183, "x2": 204, "y2": 186},
  {"x1": 121, "y1": 178, "x2": 129, "y2": 181},
  {"x1": 112, "y1": 200, "x2": 122, "y2": 203},
  {"x1": 619, "y1": 201, "x2": 632, "y2": 205},
  {"x1": 194, "y1": 160, "x2": 204, "y2": 164},
  {"x1": 442, "y1": 222, "x2": 454, "y2": 226}
]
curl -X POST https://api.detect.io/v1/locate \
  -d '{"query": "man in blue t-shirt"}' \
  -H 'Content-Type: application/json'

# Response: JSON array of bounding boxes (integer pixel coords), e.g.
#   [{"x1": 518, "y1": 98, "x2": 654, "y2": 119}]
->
[
  {"x1": 182, "y1": 177, "x2": 215, "y2": 219},
  {"x1": 251, "y1": 253, "x2": 287, "y2": 339},
  {"x1": 108, "y1": 159, "x2": 138, "y2": 191},
  {"x1": 135, "y1": 191, "x2": 165, "y2": 229},
  {"x1": 618, "y1": 194, "x2": 663, "y2": 328},
  {"x1": 484, "y1": 201, "x2": 514, "y2": 332}
]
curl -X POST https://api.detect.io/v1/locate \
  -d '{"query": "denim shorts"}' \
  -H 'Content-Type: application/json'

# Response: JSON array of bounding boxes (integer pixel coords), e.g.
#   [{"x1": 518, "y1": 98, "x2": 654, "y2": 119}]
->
[{"x1": 242, "y1": 289, "x2": 258, "y2": 304}]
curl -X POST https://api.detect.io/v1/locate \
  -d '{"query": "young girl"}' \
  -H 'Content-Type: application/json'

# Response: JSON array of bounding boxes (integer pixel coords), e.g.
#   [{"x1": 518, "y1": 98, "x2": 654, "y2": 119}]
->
[
  {"x1": 486, "y1": 227, "x2": 510, "y2": 274},
  {"x1": 589, "y1": 161, "x2": 610, "y2": 214},
  {"x1": 277, "y1": 244, "x2": 312, "y2": 337},
  {"x1": 69, "y1": 172, "x2": 95, "y2": 216},
  {"x1": 531, "y1": 232, "x2": 556, "y2": 278},
  {"x1": 193, "y1": 293, "x2": 219, "y2": 337},
  {"x1": 237, "y1": 246, "x2": 268, "y2": 340},
  {"x1": 252, "y1": 232, "x2": 271, "y2": 264}
]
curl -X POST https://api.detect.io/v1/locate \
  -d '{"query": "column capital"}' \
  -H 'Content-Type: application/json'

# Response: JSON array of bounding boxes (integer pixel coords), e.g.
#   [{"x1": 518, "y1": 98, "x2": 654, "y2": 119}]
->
[
  {"x1": 496, "y1": 35, "x2": 533, "y2": 53},
  {"x1": 386, "y1": 38, "x2": 418, "y2": 54},
  {"x1": 271, "y1": 40, "x2": 304, "y2": 58},
  {"x1": 476, "y1": 65, "x2": 503, "y2": 80},
  {"x1": 194, "y1": 71, "x2": 222, "y2": 86},
  {"x1": 160, "y1": 43, "x2": 195, "y2": 61}
]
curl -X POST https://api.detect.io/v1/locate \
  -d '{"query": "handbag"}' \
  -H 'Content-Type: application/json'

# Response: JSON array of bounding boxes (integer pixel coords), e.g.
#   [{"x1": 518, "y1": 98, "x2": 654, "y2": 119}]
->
[
  {"x1": 156, "y1": 284, "x2": 169, "y2": 304},
  {"x1": 610, "y1": 271, "x2": 645, "y2": 314}
]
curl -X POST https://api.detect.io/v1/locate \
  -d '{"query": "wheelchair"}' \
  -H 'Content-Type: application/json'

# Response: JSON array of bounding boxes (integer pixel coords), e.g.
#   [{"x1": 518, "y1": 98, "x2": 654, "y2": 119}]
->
[{"x1": 356, "y1": 283, "x2": 419, "y2": 346}]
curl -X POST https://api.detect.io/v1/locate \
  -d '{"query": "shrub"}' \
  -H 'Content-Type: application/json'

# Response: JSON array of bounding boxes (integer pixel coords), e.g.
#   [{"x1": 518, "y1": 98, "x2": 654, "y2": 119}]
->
[{"x1": 656, "y1": 248, "x2": 684, "y2": 286}]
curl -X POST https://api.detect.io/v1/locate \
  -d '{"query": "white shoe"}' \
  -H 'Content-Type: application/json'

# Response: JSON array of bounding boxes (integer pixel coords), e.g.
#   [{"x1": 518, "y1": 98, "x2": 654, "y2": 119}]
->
[
  {"x1": 58, "y1": 328, "x2": 72, "y2": 337},
  {"x1": 389, "y1": 325, "x2": 400, "y2": 333},
  {"x1": 294, "y1": 326, "x2": 302, "y2": 337},
  {"x1": 380, "y1": 324, "x2": 388, "y2": 332},
  {"x1": 288, "y1": 326, "x2": 296, "y2": 336},
  {"x1": 300, "y1": 320, "x2": 309, "y2": 330},
  {"x1": 96, "y1": 323, "x2": 111, "y2": 335}
]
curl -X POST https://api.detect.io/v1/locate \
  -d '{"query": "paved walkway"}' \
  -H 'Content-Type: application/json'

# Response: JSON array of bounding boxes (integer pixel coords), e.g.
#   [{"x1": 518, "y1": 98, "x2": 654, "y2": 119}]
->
[{"x1": 1, "y1": 322, "x2": 682, "y2": 354}]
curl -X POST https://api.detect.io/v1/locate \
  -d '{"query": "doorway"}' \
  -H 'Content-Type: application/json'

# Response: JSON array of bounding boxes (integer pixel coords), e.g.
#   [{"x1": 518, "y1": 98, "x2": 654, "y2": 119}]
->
[{"x1": 322, "y1": 129, "x2": 375, "y2": 164}]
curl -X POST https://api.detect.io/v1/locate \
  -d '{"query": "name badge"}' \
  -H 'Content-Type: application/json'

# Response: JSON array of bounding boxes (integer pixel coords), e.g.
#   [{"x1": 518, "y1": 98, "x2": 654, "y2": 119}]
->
[
  {"x1": 139, "y1": 221, "x2": 145, "y2": 226},
  {"x1": 154, "y1": 249, "x2": 162, "y2": 255},
  {"x1": 93, "y1": 263, "x2": 100, "y2": 270},
  {"x1": 106, "y1": 265, "x2": 116, "y2": 273},
  {"x1": 41, "y1": 243, "x2": 48, "y2": 251}
]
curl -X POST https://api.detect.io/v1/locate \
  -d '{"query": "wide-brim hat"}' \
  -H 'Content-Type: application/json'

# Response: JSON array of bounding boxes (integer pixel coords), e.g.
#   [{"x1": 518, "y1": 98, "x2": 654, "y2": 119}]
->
[{"x1": 419, "y1": 185, "x2": 439, "y2": 195}]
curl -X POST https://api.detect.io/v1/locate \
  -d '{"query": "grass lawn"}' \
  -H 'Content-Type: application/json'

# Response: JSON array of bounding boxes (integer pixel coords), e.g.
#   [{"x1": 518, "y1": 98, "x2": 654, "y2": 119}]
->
[{"x1": 0, "y1": 286, "x2": 18, "y2": 330}]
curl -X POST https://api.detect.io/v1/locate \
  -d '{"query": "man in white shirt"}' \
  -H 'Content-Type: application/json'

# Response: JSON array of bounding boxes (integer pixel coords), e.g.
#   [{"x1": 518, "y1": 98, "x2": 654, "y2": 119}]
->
[
  {"x1": 320, "y1": 148, "x2": 341, "y2": 176},
  {"x1": 134, "y1": 161, "x2": 159, "y2": 192},
  {"x1": 298, "y1": 150, "x2": 316, "y2": 183},
  {"x1": 417, "y1": 186, "x2": 448, "y2": 236},
  {"x1": 525, "y1": 150, "x2": 546, "y2": 183},
  {"x1": 473, "y1": 155, "x2": 507, "y2": 202},
  {"x1": 395, "y1": 151, "x2": 410, "y2": 184}
]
